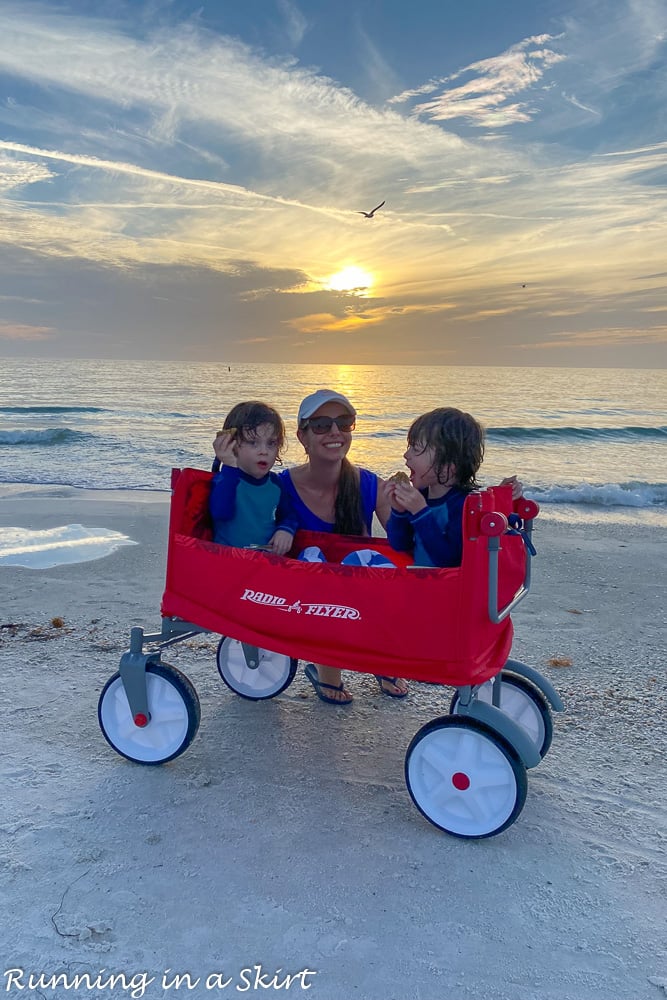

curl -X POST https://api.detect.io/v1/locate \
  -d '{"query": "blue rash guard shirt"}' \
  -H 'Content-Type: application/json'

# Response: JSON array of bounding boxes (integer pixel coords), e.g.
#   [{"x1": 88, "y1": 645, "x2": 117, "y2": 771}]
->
[
  {"x1": 277, "y1": 467, "x2": 379, "y2": 534},
  {"x1": 386, "y1": 487, "x2": 470, "y2": 567},
  {"x1": 209, "y1": 465, "x2": 298, "y2": 548}
]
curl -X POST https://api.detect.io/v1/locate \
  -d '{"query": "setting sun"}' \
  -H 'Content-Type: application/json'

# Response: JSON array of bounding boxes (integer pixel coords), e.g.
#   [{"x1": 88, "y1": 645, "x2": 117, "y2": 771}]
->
[{"x1": 327, "y1": 266, "x2": 374, "y2": 293}]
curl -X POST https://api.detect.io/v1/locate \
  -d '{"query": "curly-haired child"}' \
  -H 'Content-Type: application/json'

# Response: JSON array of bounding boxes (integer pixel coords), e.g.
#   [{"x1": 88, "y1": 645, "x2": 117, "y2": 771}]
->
[
  {"x1": 209, "y1": 400, "x2": 298, "y2": 554},
  {"x1": 385, "y1": 407, "x2": 519, "y2": 567}
]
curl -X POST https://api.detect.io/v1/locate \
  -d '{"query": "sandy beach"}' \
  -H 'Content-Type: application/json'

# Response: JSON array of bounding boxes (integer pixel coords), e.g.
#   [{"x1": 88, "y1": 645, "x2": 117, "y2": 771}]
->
[{"x1": 1, "y1": 485, "x2": 665, "y2": 1000}]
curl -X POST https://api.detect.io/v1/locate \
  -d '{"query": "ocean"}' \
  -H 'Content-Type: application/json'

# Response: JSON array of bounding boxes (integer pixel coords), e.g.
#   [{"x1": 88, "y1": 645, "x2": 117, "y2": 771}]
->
[{"x1": 1, "y1": 358, "x2": 665, "y2": 527}]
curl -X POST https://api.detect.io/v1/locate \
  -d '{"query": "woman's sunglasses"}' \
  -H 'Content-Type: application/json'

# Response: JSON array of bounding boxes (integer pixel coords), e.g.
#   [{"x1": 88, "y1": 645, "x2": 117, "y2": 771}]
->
[{"x1": 302, "y1": 414, "x2": 356, "y2": 434}]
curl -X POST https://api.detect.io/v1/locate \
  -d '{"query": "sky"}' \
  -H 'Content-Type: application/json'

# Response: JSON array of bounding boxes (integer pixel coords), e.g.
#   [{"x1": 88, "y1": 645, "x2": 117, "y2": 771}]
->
[{"x1": 0, "y1": 0, "x2": 665, "y2": 367}]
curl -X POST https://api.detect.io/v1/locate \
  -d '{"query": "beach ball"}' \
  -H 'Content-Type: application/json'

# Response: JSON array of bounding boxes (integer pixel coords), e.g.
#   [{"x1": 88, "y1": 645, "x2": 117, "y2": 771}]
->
[
  {"x1": 341, "y1": 548, "x2": 398, "y2": 569},
  {"x1": 297, "y1": 546, "x2": 327, "y2": 562}
]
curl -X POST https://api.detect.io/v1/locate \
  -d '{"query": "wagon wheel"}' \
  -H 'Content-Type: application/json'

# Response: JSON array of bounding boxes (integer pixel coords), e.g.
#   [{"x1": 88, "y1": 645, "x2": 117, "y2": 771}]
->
[
  {"x1": 216, "y1": 636, "x2": 297, "y2": 700},
  {"x1": 405, "y1": 716, "x2": 527, "y2": 839},
  {"x1": 450, "y1": 673, "x2": 553, "y2": 759},
  {"x1": 98, "y1": 661, "x2": 200, "y2": 765}
]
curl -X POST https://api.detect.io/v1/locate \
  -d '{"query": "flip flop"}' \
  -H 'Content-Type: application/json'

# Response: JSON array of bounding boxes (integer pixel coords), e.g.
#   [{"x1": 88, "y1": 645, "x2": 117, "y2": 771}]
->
[
  {"x1": 304, "y1": 663, "x2": 353, "y2": 705},
  {"x1": 375, "y1": 675, "x2": 409, "y2": 699}
]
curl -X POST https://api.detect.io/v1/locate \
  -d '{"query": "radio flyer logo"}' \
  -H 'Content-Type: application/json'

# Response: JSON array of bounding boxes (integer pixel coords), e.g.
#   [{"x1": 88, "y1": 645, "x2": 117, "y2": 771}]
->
[{"x1": 241, "y1": 588, "x2": 361, "y2": 620}]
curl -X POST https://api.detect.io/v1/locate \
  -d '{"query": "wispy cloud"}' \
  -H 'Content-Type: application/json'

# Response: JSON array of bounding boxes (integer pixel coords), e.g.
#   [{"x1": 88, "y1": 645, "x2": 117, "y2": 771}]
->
[
  {"x1": 390, "y1": 35, "x2": 566, "y2": 127},
  {"x1": 354, "y1": 23, "x2": 404, "y2": 101},
  {"x1": 0, "y1": 152, "x2": 53, "y2": 191},
  {"x1": 0, "y1": 321, "x2": 54, "y2": 341},
  {"x1": 0, "y1": 5, "x2": 463, "y2": 175},
  {"x1": 561, "y1": 92, "x2": 600, "y2": 116},
  {"x1": 287, "y1": 301, "x2": 457, "y2": 337},
  {"x1": 524, "y1": 325, "x2": 667, "y2": 350},
  {"x1": 277, "y1": 0, "x2": 309, "y2": 49}
]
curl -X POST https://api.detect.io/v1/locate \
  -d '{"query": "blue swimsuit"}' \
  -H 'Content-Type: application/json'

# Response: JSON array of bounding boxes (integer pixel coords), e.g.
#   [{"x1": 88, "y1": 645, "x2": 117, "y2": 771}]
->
[{"x1": 278, "y1": 467, "x2": 379, "y2": 534}]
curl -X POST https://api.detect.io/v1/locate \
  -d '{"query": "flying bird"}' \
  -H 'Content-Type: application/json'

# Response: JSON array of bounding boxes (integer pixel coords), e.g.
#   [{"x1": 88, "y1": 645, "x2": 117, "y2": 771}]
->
[{"x1": 357, "y1": 200, "x2": 385, "y2": 218}]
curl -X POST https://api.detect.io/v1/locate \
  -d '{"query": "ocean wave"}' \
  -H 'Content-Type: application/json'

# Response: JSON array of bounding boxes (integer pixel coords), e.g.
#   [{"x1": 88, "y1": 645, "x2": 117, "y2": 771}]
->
[
  {"x1": 361, "y1": 424, "x2": 667, "y2": 442},
  {"x1": 362, "y1": 429, "x2": 407, "y2": 439},
  {"x1": 530, "y1": 481, "x2": 667, "y2": 508},
  {"x1": 488, "y1": 425, "x2": 667, "y2": 441},
  {"x1": 0, "y1": 428, "x2": 94, "y2": 446},
  {"x1": 0, "y1": 405, "x2": 107, "y2": 414}
]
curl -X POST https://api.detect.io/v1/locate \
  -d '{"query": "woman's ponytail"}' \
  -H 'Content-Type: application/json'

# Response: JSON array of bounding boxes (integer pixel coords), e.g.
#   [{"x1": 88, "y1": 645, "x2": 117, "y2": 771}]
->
[{"x1": 334, "y1": 459, "x2": 366, "y2": 535}]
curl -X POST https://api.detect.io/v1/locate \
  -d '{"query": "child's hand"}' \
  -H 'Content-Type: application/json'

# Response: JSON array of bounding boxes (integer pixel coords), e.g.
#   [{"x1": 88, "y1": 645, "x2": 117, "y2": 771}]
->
[
  {"x1": 499, "y1": 475, "x2": 524, "y2": 500},
  {"x1": 268, "y1": 530, "x2": 293, "y2": 555},
  {"x1": 213, "y1": 429, "x2": 238, "y2": 467},
  {"x1": 380, "y1": 479, "x2": 396, "y2": 507},
  {"x1": 391, "y1": 481, "x2": 427, "y2": 515}
]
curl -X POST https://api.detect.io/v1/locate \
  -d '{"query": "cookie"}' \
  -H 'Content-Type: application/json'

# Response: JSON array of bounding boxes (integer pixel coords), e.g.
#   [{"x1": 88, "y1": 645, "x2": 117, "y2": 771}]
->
[{"x1": 387, "y1": 470, "x2": 410, "y2": 486}]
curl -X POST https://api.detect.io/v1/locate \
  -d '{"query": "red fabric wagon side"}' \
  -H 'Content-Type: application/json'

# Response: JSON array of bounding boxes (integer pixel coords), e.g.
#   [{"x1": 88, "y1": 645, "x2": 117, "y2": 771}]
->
[{"x1": 161, "y1": 469, "x2": 528, "y2": 687}]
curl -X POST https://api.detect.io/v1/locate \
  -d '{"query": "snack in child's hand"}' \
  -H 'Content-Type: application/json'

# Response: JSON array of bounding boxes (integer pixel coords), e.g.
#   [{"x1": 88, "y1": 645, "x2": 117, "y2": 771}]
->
[
  {"x1": 387, "y1": 470, "x2": 410, "y2": 486},
  {"x1": 217, "y1": 427, "x2": 237, "y2": 439}
]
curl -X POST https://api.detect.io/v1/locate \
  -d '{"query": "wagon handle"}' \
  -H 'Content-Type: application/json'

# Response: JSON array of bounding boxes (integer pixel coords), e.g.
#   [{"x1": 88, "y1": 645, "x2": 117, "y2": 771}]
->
[{"x1": 482, "y1": 509, "x2": 536, "y2": 623}]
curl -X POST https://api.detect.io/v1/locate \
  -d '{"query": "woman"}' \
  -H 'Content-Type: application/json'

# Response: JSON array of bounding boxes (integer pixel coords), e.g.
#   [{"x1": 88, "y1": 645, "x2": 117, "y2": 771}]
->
[{"x1": 278, "y1": 388, "x2": 409, "y2": 705}]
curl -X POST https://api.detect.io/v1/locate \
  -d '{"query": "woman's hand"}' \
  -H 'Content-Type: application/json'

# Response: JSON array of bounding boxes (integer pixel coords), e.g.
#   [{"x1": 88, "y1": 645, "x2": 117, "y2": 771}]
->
[
  {"x1": 268, "y1": 530, "x2": 293, "y2": 555},
  {"x1": 213, "y1": 429, "x2": 238, "y2": 467}
]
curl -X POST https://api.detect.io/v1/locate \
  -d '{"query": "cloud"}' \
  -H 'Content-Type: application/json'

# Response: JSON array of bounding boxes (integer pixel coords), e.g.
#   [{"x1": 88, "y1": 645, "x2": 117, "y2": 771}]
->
[
  {"x1": 0, "y1": 140, "x2": 286, "y2": 205},
  {"x1": 0, "y1": 321, "x2": 54, "y2": 340},
  {"x1": 354, "y1": 23, "x2": 404, "y2": 102},
  {"x1": 0, "y1": 152, "x2": 53, "y2": 191},
  {"x1": 561, "y1": 92, "x2": 600, "y2": 116},
  {"x1": 0, "y1": 4, "x2": 464, "y2": 174},
  {"x1": 286, "y1": 301, "x2": 456, "y2": 337},
  {"x1": 519, "y1": 325, "x2": 667, "y2": 350},
  {"x1": 277, "y1": 0, "x2": 309, "y2": 48},
  {"x1": 391, "y1": 35, "x2": 566, "y2": 127}
]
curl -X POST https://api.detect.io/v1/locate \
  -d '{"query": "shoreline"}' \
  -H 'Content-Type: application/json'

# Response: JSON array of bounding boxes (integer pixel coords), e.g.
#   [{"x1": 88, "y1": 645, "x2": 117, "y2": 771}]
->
[
  {"x1": 1, "y1": 488, "x2": 665, "y2": 1000},
  {"x1": 0, "y1": 482, "x2": 171, "y2": 503},
  {"x1": 1, "y1": 479, "x2": 665, "y2": 528}
]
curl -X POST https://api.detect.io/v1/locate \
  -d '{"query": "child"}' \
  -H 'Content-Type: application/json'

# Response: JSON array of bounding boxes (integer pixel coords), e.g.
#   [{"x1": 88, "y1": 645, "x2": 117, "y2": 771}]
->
[
  {"x1": 384, "y1": 407, "x2": 485, "y2": 568},
  {"x1": 209, "y1": 401, "x2": 298, "y2": 554}
]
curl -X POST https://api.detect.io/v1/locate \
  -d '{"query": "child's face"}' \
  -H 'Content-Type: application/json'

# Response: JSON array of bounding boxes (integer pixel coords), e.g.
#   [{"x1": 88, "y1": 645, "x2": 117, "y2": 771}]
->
[
  {"x1": 235, "y1": 423, "x2": 280, "y2": 479},
  {"x1": 404, "y1": 441, "x2": 455, "y2": 492}
]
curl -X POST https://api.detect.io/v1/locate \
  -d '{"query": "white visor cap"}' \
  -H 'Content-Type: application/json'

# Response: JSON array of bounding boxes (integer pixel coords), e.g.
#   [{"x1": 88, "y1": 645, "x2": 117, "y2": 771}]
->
[{"x1": 298, "y1": 389, "x2": 357, "y2": 423}]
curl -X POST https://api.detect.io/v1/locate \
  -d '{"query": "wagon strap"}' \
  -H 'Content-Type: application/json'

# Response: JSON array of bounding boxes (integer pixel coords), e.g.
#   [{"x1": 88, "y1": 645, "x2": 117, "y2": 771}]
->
[{"x1": 507, "y1": 514, "x2": 537, "y2": 556}]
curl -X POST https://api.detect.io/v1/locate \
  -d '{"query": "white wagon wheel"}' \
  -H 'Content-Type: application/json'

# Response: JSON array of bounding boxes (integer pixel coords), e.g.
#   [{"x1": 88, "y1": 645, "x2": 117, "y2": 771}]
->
[
  {"x1": 98, "y1": 661, "x2": 200, "y2": 764},
  {"x1": 216, "y1": 636, "x2": 297, "y2": 700},
  {"x1": 405, "y1": 716, "x2": 527, "y2": 838},
  {"x1": 450, "y1": 673, "x2": 553, "y2": 758}
]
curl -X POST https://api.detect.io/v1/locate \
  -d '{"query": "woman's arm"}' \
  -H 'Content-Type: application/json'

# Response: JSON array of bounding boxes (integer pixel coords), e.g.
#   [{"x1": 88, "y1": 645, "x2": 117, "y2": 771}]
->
[{"x1": 374, "y1": 477, "x2": 393, "y2": 530}]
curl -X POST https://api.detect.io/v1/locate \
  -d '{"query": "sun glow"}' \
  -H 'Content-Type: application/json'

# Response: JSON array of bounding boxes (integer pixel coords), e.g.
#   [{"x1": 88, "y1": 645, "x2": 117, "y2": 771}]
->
[{"x1": 327, "y1": 266, "x2": 374, "y2": 293}]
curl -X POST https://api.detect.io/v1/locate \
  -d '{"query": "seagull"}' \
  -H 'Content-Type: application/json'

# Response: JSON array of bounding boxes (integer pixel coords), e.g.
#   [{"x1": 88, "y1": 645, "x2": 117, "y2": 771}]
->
[{"x1": 357, "y1": 200, "x2": 385, "y2": 218}]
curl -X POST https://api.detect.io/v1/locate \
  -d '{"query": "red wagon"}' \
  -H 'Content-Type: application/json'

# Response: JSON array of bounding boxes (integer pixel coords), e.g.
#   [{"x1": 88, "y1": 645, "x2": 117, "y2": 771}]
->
[{"x1": 98, "y1": 467, "x2": 563, "y2": 838}]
